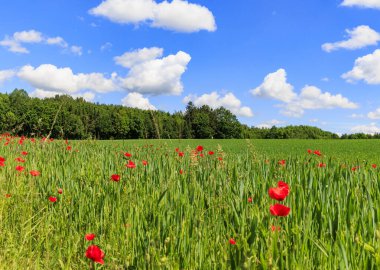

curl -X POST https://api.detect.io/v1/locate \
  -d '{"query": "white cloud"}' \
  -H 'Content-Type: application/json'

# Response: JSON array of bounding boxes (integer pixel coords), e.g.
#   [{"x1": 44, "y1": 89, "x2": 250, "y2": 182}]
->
[
  {"x1": 29, "y1": 89, "x2": 95, "y2": 102},
  {"x1": 0, "y1": 37, "x2": 29, "y2": 53},
  {"x1": 0, "y1": 30, "x2": 80, "y2": 55},
  {"x1": 350, "y1": 113, "x2": 365, "y2": 118},
  {"x1": 350, "y1": 123, "x2": 380, "y2": 134},
  {"x1": 117, "y1": 48, "x2": 191, "y2": 95},
  {"x1": 342, "y1": 49, "x2": 380, "y2": 84},
  {"x1": 18, "y1": 64, "x2": 118, "y2": 94},
  {"x1": 0, "y1": 69, "x2": 16, "y2": 84},
  {"x1": 322, "y1": 25, "x2": 380, "y2": 52},
  {"x1": 121, "y1": 92, "x2": 156, "y2": 110},
  {"x1": 101, "y1": 42, "x2": 113, "y2": 51},
  {"x1": 250, "y1": 68, "x2": 297, "y2": 102},
  {"x1": 256, "y1": 119, "x2": 285, "y2": 128},
  {"x1": 89, "y1": 0, "x2": 216, "y2": 32},
  {"x1": 183, "y1": 91, "x2": 254, "y2": 117},
  {"x1": 281, "y1": 85, "x2": 358, "y2": 117},
  {"x1": 70, "y1": 45, "x2": 83, "y2": 56},
  {"x1": 368, "y1": 108, "x2": 380, "y2": 119},
  {"x1": 341, "y1": 0, "x2": 380, "y2": 9},
  {"x1": 114, "y1": 47, "x2": 163, "y2": 68},
  {"x1": 46, "y1": 37, "x2": 68, "y2": 48},
  {"x1": 13, "y1": 30, "x2": 43, "y2": 43}
]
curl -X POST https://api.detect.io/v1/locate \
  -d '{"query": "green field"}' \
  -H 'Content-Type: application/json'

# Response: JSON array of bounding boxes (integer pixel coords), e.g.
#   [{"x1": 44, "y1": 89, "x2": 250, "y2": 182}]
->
[{"x1": 0, "y1": 138, "x2": 379, "y2": 269}]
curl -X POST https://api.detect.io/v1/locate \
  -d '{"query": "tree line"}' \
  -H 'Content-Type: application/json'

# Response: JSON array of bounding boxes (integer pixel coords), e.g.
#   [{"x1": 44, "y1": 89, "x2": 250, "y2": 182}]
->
[{"x1": 0, "y1": 89, "x2": 378, "y2": 139}]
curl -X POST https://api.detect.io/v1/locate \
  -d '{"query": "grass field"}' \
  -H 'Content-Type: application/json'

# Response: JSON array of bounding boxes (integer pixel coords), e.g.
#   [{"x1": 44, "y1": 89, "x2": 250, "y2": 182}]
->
[{"x1": 0, "y1": 137, "x2": 379, "y2": 269}]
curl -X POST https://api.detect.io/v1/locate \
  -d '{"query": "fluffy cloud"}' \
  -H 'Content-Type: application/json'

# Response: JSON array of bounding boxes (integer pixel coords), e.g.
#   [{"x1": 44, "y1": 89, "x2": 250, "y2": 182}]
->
[
  {"x1": 251, "y1": 69, "x2": 358, "y2": 117},
  {"x1": 350, "y1": 123, "x2": 380, "y2": 134},
  {"x1": 89, "y1": 0, "x2": 216, "y2": 32},
  {"x1": 121, "y1": 92, "x2": 156, "y2": 110},
  {"x1": 117, "y1": 48, "x2": 191, "y2": 95},
  {"x1": 281, "y1": 85, "x2": 358, "y2": 117},
  {"x1": 256, "y1": 119, "x2": 285, "y2": 128},
  {"x1": 0, "y1": 30, "x2": 80, "y2": 54},
  {"x1": 322, "y1": 25, "x2": 380, "y2": 52},
  {"x1": 341, "y1": 0, "x2": 380, "y2": 9},
  {"x1": 342, "y1": 49, "x2": 380, "y2": 84},
  {"x1": 368, "y1": 108, "x2": 380, "y2": 119},
  {"x1": 250, "y1": 68, "x2": 297, "y2": 103},
  {"x1": 114, "y1": 47, "x2": 163, "y2": 68},
  {"x1": 70, "y1": 45, "x2": 83, "y2": 56},
  {"x1": 183, "y1": 91, "x2": 254, "y2": 117},
  {"x1": 18, "y1": 64, "x2": 118, "y2": 94},
  {"x1": 29, "y1": 89, "x2": 95, "y2": 102},
  {"x1": 0, "y1": 69, "x2": 16, "y2": 84}
]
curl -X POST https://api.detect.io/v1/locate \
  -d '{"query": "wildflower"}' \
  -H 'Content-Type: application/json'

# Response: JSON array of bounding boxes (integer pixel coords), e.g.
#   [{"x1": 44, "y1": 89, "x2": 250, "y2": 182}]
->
[
  {"x1": 229, "y1": 238, "x2": 236, "y2": 245},
  {"x1": 270, "y1": 204, "x2": 291, "y2": 217},
  {"x1": 49, "y1": 196, "x2": 57, "y2": 203},
  {"x1": 30, "y1": 170, "x2": 40, "y2": 176},
  {"x1": 21, "y1": 151, "x2": 28, "y2": 156},
  {"x1": 142, "y1": 160, "x2": 148, "y2": 166},
  {"x1": 85, "y1": 245, "x2": 105, "y2": 265},
  {"x1": 15, "y1": 165, "x2": 24, "y2": 172},
  {"x1": 178, "y1": 152, "x2": 184, "y2": 157},
  {"x1": 111, "y1": 174, "x2": 120, "y2": 182},
  {"x1": 85, "y1": 233, "x2": 96, "y2": 241},
  {"x1": 66, "y1": 146, "x2": 72, "y2": 151},
  {"x1": 278, "y1": 159, "x2": 286, "y2": 166},
  {"x1": 58, "y1": 188, "x2": 63, "y2": 194},
  {"x1": 208, "y1": 151, "x2": 214, "y2": 155},
  {"x1": 126, "y1": 160, "x2": 136, "y2": 169},
  {"x1": 314, "y1": 150, "x2": 322, "y2": 156},
  {"x1": 248, "y1": 197, "x2": 253, "y2": 203},
  {"x1": 268, "y1": 181, "x2": 289, "y2": 201},
  {"x1": 196, "y1": 145, "x2": 203, "y2": 152},
  {"x1": 307, "y1": 149, "x2": 312, "y2": 154},
  {"x1": 372, "y1": 164, "x2": 377, "y2": 169},
  {"x1": 124, "y1": 152, "x2": 132, "y2": 158},
  {"x1": 318, "y1": 163, "x2": 326, "y2": 168}
]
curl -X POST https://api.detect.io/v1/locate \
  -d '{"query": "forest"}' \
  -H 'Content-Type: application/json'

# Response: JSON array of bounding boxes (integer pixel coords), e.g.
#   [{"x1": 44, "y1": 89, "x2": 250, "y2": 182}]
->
[{"x1": 0, "y1": 89, "x2": 378, "y2": 139}]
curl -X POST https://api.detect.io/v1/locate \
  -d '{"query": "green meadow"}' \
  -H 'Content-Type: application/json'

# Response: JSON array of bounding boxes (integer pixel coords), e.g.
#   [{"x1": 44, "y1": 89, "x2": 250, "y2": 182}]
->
[{"x1": 0, "y1": 138, "x2": 379, "y2": 269}]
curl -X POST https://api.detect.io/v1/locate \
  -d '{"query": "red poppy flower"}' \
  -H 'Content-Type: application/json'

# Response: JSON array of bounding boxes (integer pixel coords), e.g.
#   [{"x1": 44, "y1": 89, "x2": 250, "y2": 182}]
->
[
  {"x1": 278, "y1": 159, "x2": 286, "y2": 166},
  {"x1": 270, "y1": 204, "x2": 291, "y2": 217},
  {"x1": 49, "y1": 196, "x2": 57, "y2": 203},
  {"x1": 196, "y1": 145, "x2": 203, "y2": 152},
  {"x1": 178, "y1": 152, "x2": 184, "y2": 157},
  {"x1": 307, "y1": 149, "x2": 312, "y2": 154},
  {"x1": 314, "y1": 150, "x2": 322, "y2": 156},
  {"x1": 208, "y1": 151, "x2": 214, "y2": 155},
  {"x1": 372, "y1": 164, "x2": 377, "y2": 169},
  {"x1": 179, "y1": 169, "x2": 184, "y2": 174},
  {"x1": 21, "y1": 151, "x2": 28, "y2": 156},
  {"x1": 111, "y1": 174, "x2": 120, "y2": 182},
  {"x1": 126, "y1": 161, "x2": 136, "y2": 169},
  {"x1": 218, "y1": 157, "x2": 223, "y2": 161},
  {"x1": 268, "y1": 181, "x2": 289, "y2": 201},
  {"x1": 0, "y1": 156, "x2": 5, "y2": 162},
  {"x1": 124, "y1": 152, "x2": 132, "y2": 158},
  {"x1": 85, "y1": 245, "x2": 105, "y2": 265},
  {"x1": 0, "y1": 161, "x2": 5, "y2": 167},
  {"x1": 271, "y1": 225, "x2": 281, "y2": 232},
  {"x1": 85, "y1": 233, "x2": 96, "y2": 241},
  {"x1": 15, "y1": 165, "x2": 24, "y2": 172},
  {"x1": 5, "y1": 194, "x2": 11, "y2": 198},
  {"x1": 175, "y1": 148, "x2": 179, "y2": 152},
  {"x1": 318, "y1": 163, "x2": 326, "y2": 168},
  {"x1": 199, "y1": 153, "x2": 204, "y2": 157},
  {"x1": 66, "y1": 146, "x2": 72, "y2": 151},
  {"x1": 30, "y1": 170, "x2": 40, "y2": 176},
  {"x1": 229, "y1": 238, "x2": 236, "y2": 245},
  {"x1": 58, "y1": 188, "x2": 63, "y2": 194},
  {"x1": 248, "y1": 197, "x2": 253, "y2": 203},
  {"x1": 142, "y1": 160, "x2": 148, "y2": 166},
  {"x1": 351, "y1": 166, "x2": 358, "y2": 171},
  {"x1": 15, "y1": 157, "x2": 25, "y2": 163}
]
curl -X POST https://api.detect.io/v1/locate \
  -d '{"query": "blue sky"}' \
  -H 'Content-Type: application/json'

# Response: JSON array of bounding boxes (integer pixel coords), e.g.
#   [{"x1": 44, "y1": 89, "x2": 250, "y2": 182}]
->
[{"x1": 1, "y1": 0, "x2": 380, "y2": 135}]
